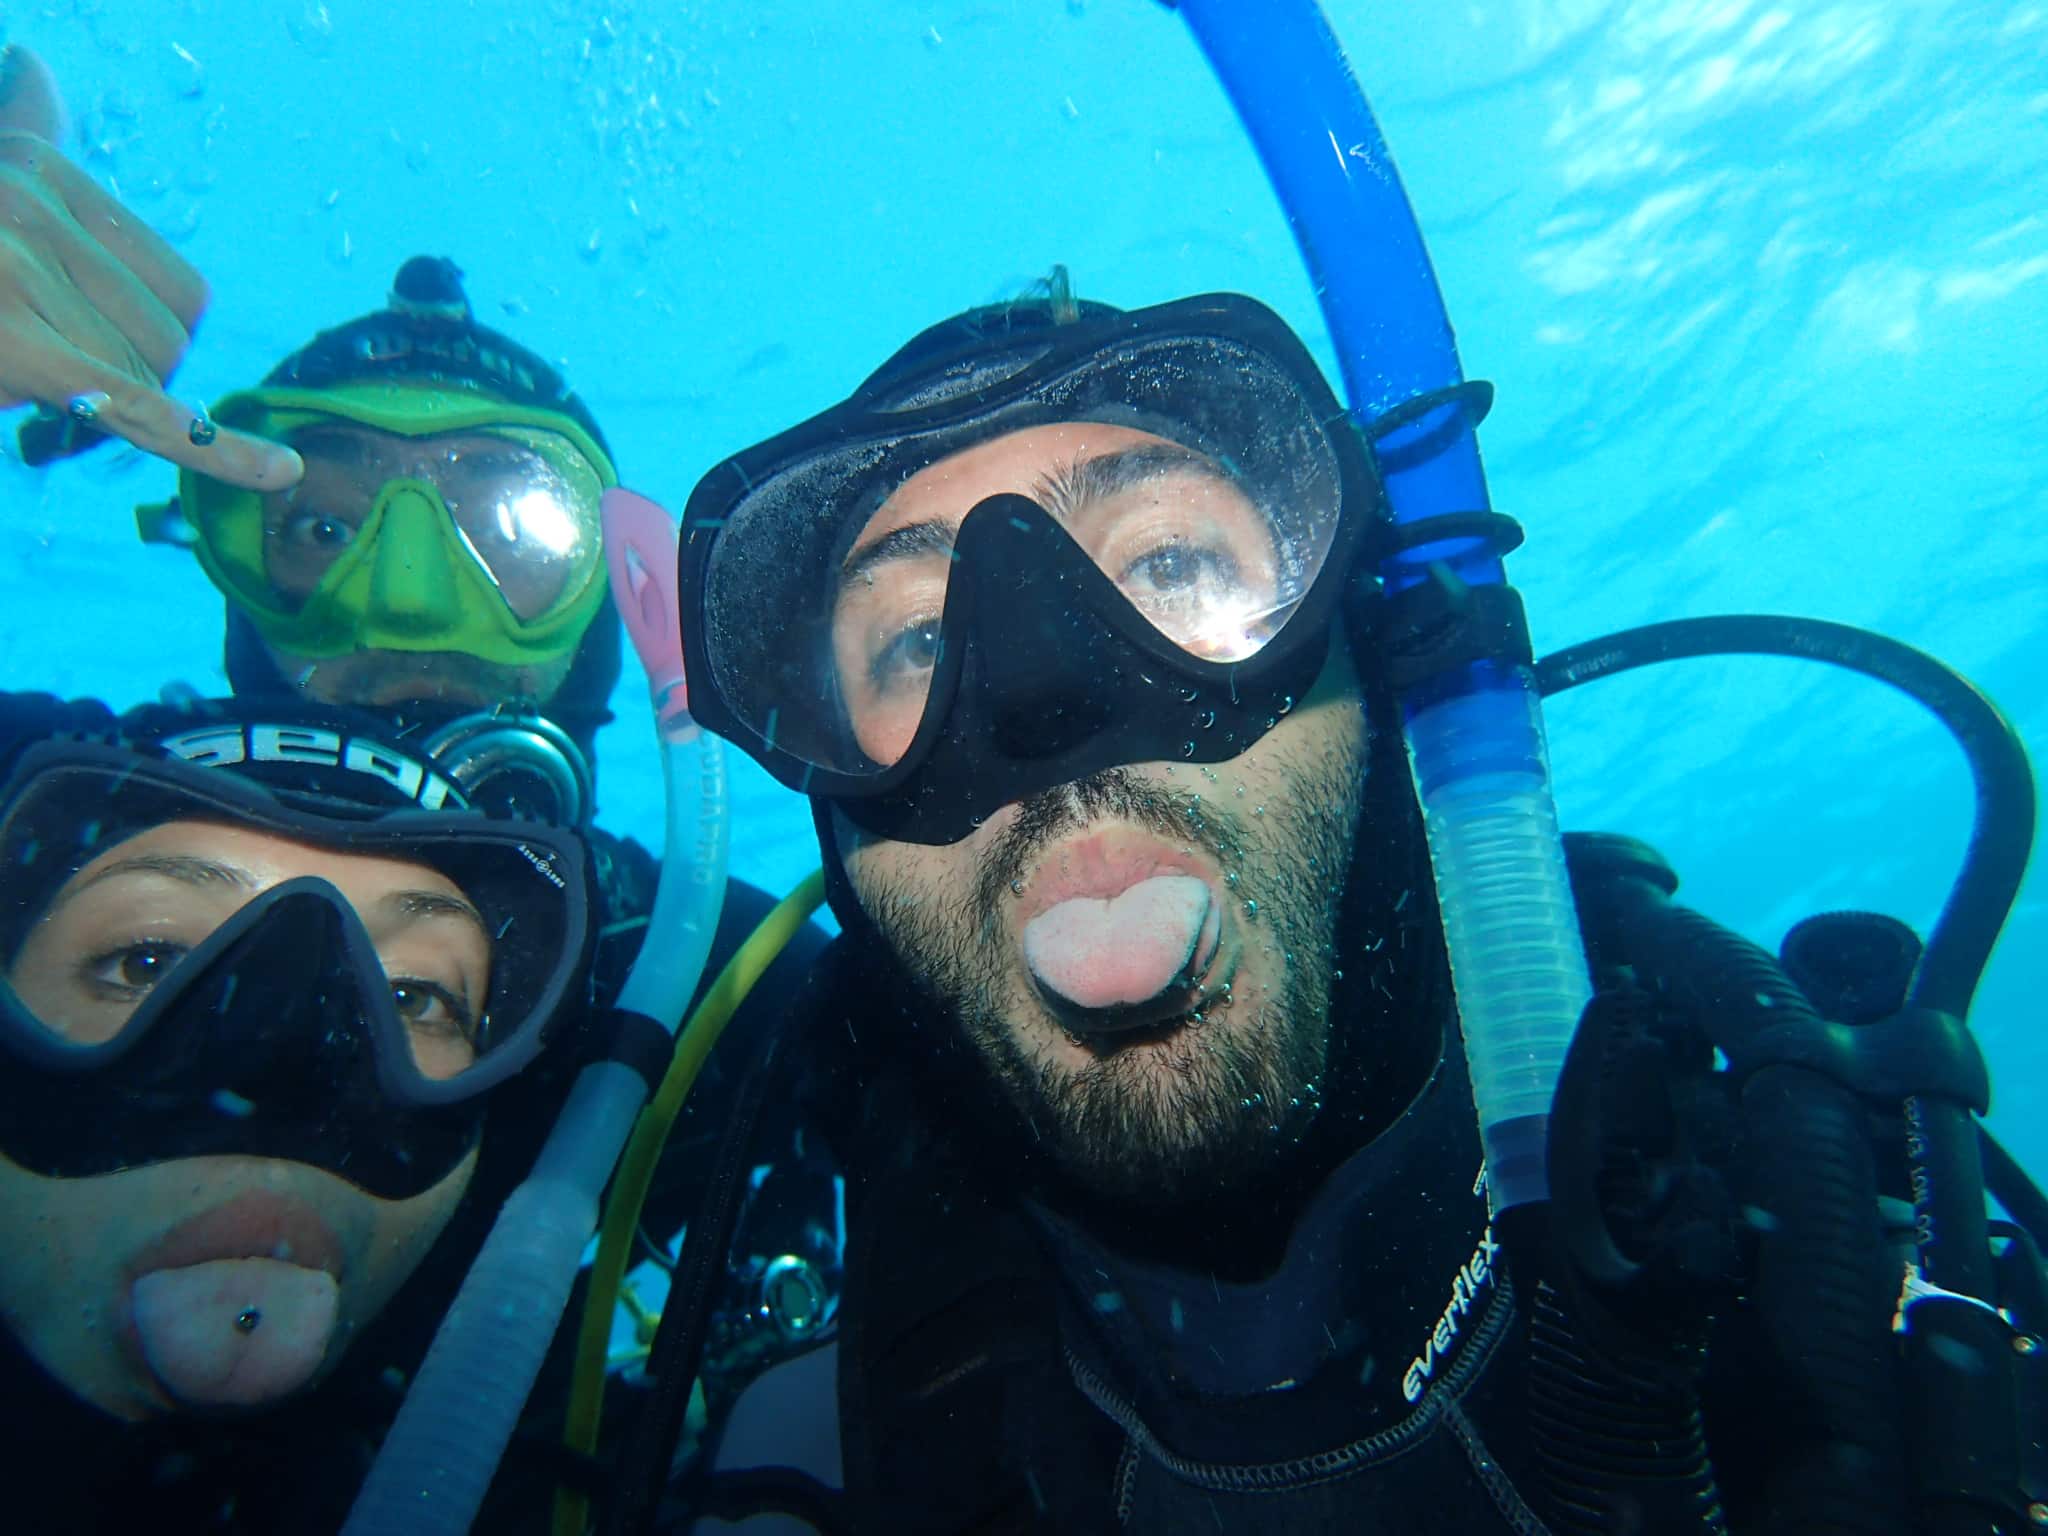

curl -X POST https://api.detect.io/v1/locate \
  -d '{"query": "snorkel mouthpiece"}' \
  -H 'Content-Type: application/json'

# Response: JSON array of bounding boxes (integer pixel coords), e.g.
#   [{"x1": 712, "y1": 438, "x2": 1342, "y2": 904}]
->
[{"x1": 602, "y1": 487, "x2": 694, "y2": 741}]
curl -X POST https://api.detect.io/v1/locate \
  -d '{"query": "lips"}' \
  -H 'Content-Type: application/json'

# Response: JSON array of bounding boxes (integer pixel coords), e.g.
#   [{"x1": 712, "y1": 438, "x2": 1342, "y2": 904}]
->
[
  {"x1": 126, "y1": 1189, "x2": 346, "y2": 1285},
  {"x1": 1009, "y1": 832, "x2": 1229, "y2": 1037},
  {"x1": 120, "y1": 1189, "x2": 351, "y2": 1410}
]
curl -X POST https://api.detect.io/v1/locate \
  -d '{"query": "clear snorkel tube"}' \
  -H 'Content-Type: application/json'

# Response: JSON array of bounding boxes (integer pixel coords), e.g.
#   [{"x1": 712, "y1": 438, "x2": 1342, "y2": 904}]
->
[
  {"x1": 1170, "y1": 0, "x2": 1591, "y2": 1214},
  {"x1": 343, "y1": 490, "x2": 730, "y2": 1535}
]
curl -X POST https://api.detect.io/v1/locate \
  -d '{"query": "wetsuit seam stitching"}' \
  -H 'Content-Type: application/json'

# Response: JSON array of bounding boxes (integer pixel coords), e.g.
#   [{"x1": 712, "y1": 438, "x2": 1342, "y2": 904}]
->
[
  {"x1": 1065, "y1": 1273, "x2": 1517, "y2": 1496},
  {"x1": 1443, "y1": 1397, "x2": 1554, "y2": 1536},
  {"x1": 1113, "y1": 1433, "x2": 1140, "y2": 1526}
]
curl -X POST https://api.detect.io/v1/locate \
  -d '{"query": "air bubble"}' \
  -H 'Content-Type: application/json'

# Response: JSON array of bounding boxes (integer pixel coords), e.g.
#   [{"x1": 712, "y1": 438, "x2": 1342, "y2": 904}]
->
[
  {"x1": 1181, "y1": 741, "x2": 1196, "y2": 758},
  {"x1": 1277, "y1": 695, "x2": 1295, "y2": 715},
  {"x1": 166, "y1": 42, "x2": 205, "y2": 98},
  {"x1": 1197, "y1": 709, "x2": 1216, "y2": 729}
]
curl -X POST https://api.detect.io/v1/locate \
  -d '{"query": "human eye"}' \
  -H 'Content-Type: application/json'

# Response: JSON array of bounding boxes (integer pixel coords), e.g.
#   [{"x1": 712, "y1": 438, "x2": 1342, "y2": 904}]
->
[
  {"x1": 389, "y1": 978, "x2": 479, "y2": 1041},
  {"x1": 265, "y1": 485, "x2": 369, "y2": 562},
  {"x1": 866, "y1": 616, "x2": 943, "y2": 692},
  {"x1": 279, "y1": 507, "x2": 361, "y2": 553},
  {"x1": 80, "y1": 939, "x2": 191, "y2": 1000},
  {"x1": 1120, "y1": 540, "x2": 1238, "y2": 599}
]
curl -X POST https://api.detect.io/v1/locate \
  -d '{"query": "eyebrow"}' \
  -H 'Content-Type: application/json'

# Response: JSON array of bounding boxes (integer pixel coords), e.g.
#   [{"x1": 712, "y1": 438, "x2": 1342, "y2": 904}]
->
[
  {"x1": 837, "y1": 444, "x2": 1239, "y2": 593},
  {"x1": 288, "y1": 429, "x2": 375, "y2": 468},
  {"x1": 380, "y1": 890, "x2": 491, "y2": 940},
  {"x1": 45, "y1": 857, "x2": 488, "y2": 943},
  {"x1": 1033, "y1": 444, "x2": 1236, "y2": 525},
  {"x1": 838, "y1": 518, "x2": 958, "y2": 592},
  {"x1": 49, "y1": 854, "x2": 256, "y2": 914}
]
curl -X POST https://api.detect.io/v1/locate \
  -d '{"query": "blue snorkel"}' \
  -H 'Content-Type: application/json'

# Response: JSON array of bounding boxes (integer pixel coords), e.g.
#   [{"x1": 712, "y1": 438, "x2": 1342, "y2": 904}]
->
[
  {"x1": 343, "y1": 491, "x2": 730, "y2": 1536},
  {"x1": 1170, "y1": 0, "x2": 1592, "y2": 1214}
]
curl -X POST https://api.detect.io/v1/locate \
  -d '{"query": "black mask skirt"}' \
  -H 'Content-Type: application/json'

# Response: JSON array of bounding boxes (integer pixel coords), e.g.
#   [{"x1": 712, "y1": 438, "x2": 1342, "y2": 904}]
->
[
  {"x1": 0, "y1": 742, "x2": 589, "y2": 1198},
  {"x1": 677, "y1": 292, "x2": 1386, "y2": 845}
]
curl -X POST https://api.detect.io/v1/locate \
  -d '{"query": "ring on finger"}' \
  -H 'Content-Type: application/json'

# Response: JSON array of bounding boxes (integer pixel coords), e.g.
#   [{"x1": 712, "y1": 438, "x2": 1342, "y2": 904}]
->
[
  {"x1": 66, "y1": 390, "x2": 112, "y2": 425},
  {"x1": 187, "y1": 403, "x2": 217, "y2": 447}
]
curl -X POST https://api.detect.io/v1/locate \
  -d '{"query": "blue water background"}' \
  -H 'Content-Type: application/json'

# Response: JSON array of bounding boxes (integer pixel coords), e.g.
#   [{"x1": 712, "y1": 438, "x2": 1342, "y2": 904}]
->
[{"x1": 5, "y1": 1, "x2": 2045, "y2": 1163}]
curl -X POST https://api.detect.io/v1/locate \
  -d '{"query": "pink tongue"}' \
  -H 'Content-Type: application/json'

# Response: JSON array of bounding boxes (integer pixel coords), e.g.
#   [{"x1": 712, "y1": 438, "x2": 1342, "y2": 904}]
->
[
  {"x1": 1022, "y1": 873, "x2": 1218, "y2": 1013},
  {"x1": 130, "y1": 1258, "x2": 339, "y2": 1407}
]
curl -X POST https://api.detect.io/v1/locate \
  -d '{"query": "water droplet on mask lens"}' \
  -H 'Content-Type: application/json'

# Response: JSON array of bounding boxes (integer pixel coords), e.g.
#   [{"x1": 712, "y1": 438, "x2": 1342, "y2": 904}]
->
[
  {"x1": 1243, "y1": 899, "x2": 1259, "y2": 917},
  {"x1": 1263, "y1": 717, "x2": 1277, "y2": 730},
  {"x1": 1278, "y1": 695, "x2": 1295, "y2": 715},
  {"x1": 1225, "y1": 871, "x2": 1239, "y2": 886},
  {"x1": 1181, "y1": 741, "x2": 1196, "y2": 758},
  {"x1": 1177, "y1": 686, "x2": 1198, "y2": 702},
  {"x1": 1010, "y1": 880, "x2": 1025, "y2": 895},
  {"x1": 1197, "y1": 709, "x2": 1216, "y2": 729}
]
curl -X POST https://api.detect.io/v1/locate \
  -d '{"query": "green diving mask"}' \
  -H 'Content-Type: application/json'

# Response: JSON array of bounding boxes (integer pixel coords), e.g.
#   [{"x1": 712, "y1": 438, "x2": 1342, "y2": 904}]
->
[{"x1": 171, "y1": 383, "x2": 619, "y2": 670}]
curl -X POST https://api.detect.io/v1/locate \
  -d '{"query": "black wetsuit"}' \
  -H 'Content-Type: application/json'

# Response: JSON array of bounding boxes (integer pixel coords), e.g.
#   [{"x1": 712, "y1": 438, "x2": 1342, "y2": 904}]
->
[
  {"x1": 668, "y1": 826, "x2": 1958, "y2": 1536},
  {"x1": 698, "y1": 906, "x2": 1545, "y2": 1536}
]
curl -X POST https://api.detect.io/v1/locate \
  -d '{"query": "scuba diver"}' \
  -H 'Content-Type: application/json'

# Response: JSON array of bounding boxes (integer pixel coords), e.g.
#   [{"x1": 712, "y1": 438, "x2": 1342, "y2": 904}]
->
[
  {"x1": 0, "y1": 689, "x2": 608, "y2": 1533},
  {"x1": 598, "y1": 268, "x2": 2048, "y2": 1536},
  {"x1": 3, "y1": 41, "x2": 836, "y2": 1401}
]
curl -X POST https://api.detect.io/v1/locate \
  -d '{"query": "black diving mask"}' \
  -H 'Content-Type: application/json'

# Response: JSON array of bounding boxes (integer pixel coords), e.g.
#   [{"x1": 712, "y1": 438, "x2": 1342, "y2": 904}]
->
[
  {"x1": 677, "y1": 291, "x2": 1382, "y2": 845},
  {"x1": 0, "y1": 743, "x2": 590, "y2": 1196}
]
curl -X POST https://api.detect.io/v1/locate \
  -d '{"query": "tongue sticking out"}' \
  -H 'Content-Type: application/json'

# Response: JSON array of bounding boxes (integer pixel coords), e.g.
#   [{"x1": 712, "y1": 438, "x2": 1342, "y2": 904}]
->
[
  {"x1": 130, "y1": 1258, "x2": 339, "y2": 1408},
  {"x1": 1022, "y1": 873, "x2": 1221, "y2": 1034}
]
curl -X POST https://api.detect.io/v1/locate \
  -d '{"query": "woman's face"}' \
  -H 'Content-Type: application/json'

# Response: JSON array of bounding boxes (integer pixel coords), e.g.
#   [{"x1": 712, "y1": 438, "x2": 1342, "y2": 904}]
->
[{"x1": 0, "y1": 820, "x2": 488, "y2": 1421}]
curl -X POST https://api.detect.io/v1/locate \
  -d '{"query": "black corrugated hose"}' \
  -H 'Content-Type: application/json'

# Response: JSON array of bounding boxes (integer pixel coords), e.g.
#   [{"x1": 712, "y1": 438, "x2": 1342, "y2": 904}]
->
[{"x1": 1534, "y1": 615, "x2": 2041, "y2": 1533}]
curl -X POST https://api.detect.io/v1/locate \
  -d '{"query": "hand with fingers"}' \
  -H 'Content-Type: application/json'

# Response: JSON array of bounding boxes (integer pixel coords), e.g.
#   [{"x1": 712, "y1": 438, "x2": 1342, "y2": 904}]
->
[{"x1": 0, "y1": 44, "x2": 300, "y2": 491}]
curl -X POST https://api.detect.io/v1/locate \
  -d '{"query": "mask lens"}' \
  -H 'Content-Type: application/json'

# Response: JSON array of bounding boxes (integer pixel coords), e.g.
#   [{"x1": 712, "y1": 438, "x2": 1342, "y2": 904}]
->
[
  {"x1": 0, "y1": 760, "x2": 581, "y2": 1100},
  {"x1": 258, "y1": 423, "x2": 602, "y2": 622},
  {"x1": 701, "y1": 332, "x2": 1345, "y2": 775}
]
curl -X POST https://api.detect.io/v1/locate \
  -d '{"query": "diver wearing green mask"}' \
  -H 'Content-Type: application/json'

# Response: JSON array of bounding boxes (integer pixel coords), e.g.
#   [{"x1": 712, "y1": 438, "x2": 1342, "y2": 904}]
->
[{"x1": 145, "y1": 257, "x2": 624, "y2": 757}]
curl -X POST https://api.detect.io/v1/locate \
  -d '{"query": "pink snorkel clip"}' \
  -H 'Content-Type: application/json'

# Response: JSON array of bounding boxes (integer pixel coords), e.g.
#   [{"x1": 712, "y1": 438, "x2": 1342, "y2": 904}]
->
[{"x1": 601, "y1": 487, "x2": 695, "y2": 741}]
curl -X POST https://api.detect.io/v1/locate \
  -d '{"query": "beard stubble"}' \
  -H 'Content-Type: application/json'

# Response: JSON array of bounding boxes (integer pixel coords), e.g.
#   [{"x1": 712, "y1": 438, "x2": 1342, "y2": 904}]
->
[{"x1": 861, "y1": 728, "x2": 1367, "y2": 1206}]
